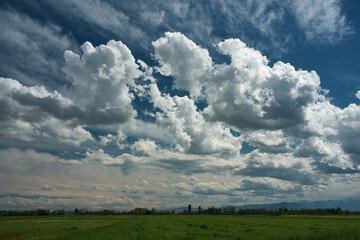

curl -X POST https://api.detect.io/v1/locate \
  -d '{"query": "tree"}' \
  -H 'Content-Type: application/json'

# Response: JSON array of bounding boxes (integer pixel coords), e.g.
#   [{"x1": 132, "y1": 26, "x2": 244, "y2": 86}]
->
[
  {"x1": 37, "y1": 209, "x2": 50, "y2": 216},
  {"x1": 74, "y1": 208, "x2": 79, "y2": 215},
  {"x1": 229, "y1": 206, "x2": 235, "y2": 215},
  {"x1": 335, "y1": 207, "x2": 342, "y2": 214},
  {"x1": 198, "y1": 206, "x2": 202, "y2": 215},
  {"x1": 207, "y1": 206, "x2": 217, "y2": 215},
  {"x1": 151, "y1": 208, "x2": 157, "y2": 215},
  {"x1": 188, "y1": 204, "x2": 192, "y2": 213}
]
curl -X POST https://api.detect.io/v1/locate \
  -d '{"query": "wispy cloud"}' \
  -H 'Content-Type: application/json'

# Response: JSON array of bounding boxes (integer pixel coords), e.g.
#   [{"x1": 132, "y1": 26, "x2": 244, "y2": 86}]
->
[
  {"x1": 292, "y1": 0, "x2": 353, "y2": 44},
  {"x1": 0, "y1": 10, "x2": 74, "y2": 87}
]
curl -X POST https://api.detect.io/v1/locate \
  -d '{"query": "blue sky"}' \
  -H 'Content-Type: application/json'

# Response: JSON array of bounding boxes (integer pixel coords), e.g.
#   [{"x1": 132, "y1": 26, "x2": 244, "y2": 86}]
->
[{"x1": 0, "y1": 0, "x2": 360, "y2": 210}]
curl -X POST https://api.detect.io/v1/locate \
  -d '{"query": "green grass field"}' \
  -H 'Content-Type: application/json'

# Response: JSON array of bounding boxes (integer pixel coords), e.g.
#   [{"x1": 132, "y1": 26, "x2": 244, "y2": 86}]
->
[{"x1": 1, "y1": 215, "x2": 360, "y2": 240}]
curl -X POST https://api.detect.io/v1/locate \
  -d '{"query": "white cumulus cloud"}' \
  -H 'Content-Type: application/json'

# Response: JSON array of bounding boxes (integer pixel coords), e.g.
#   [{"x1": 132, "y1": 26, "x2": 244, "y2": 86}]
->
[{"x1": 153, "y1": 32, "x2": 212, "y2": 98}]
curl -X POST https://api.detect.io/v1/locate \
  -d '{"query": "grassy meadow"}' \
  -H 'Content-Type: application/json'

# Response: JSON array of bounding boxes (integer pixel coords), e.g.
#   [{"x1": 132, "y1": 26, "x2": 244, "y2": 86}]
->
[{"x1": 1, "y1": 215, "x2": 360, "y2": 240}]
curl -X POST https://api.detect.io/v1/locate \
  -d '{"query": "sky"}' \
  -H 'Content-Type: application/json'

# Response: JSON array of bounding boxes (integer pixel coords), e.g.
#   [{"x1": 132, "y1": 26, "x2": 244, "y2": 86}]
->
[{"x1": 0, "y1": 0, "x2": 360, "y2": 211}]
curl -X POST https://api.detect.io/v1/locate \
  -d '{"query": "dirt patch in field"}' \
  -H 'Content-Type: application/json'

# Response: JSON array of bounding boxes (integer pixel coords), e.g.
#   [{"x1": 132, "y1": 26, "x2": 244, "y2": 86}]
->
[{"x1": 0, "y1": 233, "x2": 17, "y2": 240}]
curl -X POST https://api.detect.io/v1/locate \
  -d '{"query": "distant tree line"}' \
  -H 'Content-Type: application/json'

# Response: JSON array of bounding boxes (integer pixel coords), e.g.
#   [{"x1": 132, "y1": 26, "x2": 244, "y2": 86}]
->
[{"x1": 1, "y1": 206, "x2": 359, "y2": 216}]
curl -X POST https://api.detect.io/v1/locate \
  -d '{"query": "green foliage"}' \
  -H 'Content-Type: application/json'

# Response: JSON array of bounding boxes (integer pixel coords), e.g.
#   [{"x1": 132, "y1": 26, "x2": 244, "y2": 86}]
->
[{"x1": 128, "y1": 208, "x2": 152, "y2": 215}]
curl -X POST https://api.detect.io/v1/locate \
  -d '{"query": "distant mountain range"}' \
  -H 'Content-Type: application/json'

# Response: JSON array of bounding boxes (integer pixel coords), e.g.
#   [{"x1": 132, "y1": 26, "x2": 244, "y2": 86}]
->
[
  {"x1": 230, "y1": 195, "x2": 360, "y2": 211},
  {"x1": 169, "y1": 195, "x2": 360, "y2": 213}
]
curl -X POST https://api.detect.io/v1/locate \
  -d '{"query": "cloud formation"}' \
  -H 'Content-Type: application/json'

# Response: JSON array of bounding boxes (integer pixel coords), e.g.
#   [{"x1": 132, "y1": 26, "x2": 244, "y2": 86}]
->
[
  {"x1": 147, "y1": 82, "x2": 242, "y2": 155},
  {"x1": 151, "y1": 32, "x2": 360, "y2": 175},
  {"x1": 0, "y1": 40, "x2": 145, "y2": 146},
  {"x1": 153, "y1": 32, "x2": 212, "y2": 97},
  {"x1": 0, "y1": 77, "x2": 93, "y2": 146},
  {"x1": 1, "y1": 30, "x2": 359, "y2": 210},
  {"x1": 62, "y1": 40, "x2": 141, "y2": 124}
]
